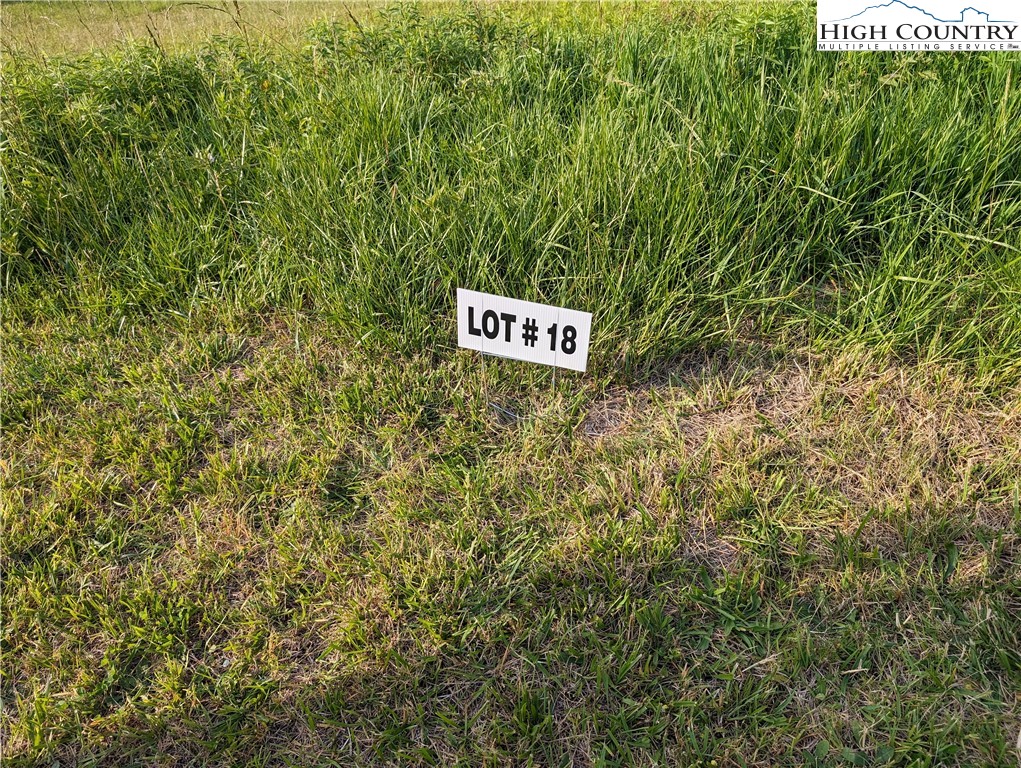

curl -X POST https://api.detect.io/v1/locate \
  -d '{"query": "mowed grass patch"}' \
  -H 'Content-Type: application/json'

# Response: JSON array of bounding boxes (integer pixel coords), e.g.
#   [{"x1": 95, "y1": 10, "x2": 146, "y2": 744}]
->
[{"x1": 2, "y1": 310, "x2": 1019, "y2": 766}]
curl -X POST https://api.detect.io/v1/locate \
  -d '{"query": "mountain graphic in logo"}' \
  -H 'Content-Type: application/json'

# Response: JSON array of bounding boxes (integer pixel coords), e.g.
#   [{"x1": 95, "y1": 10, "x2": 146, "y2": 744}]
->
[{"x1": 827, "y1": 1, "x2": 1014, "y2": 23}]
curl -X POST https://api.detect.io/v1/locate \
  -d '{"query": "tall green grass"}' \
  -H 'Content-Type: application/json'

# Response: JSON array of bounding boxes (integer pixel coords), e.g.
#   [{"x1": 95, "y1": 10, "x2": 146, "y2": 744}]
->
[{"x1": 3, "y1": 2, "x2": 1020, "y2": 378}]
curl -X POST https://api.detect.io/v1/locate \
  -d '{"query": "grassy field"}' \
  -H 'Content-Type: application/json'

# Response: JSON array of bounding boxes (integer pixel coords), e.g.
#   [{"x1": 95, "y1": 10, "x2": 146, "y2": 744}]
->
[
  {"x1": 0, "y1": 1, "x2": 377, "y2": 57},
  {"x1": 2, "y1": 2, "x2": 1021, "y2": 766}
]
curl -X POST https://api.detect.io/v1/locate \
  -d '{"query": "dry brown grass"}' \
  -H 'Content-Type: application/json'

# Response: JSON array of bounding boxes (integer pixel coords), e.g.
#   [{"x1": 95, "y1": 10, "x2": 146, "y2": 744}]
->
[
  {"x1": 1, "y1": 1, "x2": 369, "y2": 57},
  {"x1": 580, "y1": 347, "x2": 1020, "y2": 537}
]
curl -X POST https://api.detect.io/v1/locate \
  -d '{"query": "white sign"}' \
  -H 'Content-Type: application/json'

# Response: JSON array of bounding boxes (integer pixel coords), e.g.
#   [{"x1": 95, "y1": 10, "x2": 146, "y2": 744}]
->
[
  {"x1": 817, "y1": 0, "x2": 1019, "y2": 51},
  {"x1": 457, "y1": 288, "x2": 592, "y2": 372}
]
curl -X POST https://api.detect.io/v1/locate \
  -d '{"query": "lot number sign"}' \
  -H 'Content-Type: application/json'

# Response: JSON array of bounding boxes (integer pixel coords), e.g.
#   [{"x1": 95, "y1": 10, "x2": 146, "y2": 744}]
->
[{"x1": 457, "y1": 288, "x2": 592, "y2": 372}]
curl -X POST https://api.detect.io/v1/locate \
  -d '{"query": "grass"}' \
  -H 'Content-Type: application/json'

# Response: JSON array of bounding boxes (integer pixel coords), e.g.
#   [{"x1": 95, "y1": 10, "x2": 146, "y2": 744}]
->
[
  {"x1": 0, "y1": 1, "x2": 377, "y2": 57},
  {"x1": 2, "y1": 2, "x2": 1021, "y2": 766}
]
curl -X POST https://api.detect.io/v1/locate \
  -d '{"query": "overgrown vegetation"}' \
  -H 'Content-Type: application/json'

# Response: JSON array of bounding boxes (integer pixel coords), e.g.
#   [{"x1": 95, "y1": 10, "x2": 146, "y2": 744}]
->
[
  {"x1": 2, "y1": 3, "x2": 1020, "y2": 766},
  {"x1": 5, "y1": 2, "x2": 1020, "y2": 377}
]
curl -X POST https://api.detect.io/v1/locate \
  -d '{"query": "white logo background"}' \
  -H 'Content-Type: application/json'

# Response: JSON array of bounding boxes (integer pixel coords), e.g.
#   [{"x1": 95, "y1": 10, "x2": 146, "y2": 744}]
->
[
  {"x1": 820, "y1": 0, "x2": 1015, "y2": 21},
  {"x1": 818, "y1": 0, "x2": 1019, "y2": 50}
]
